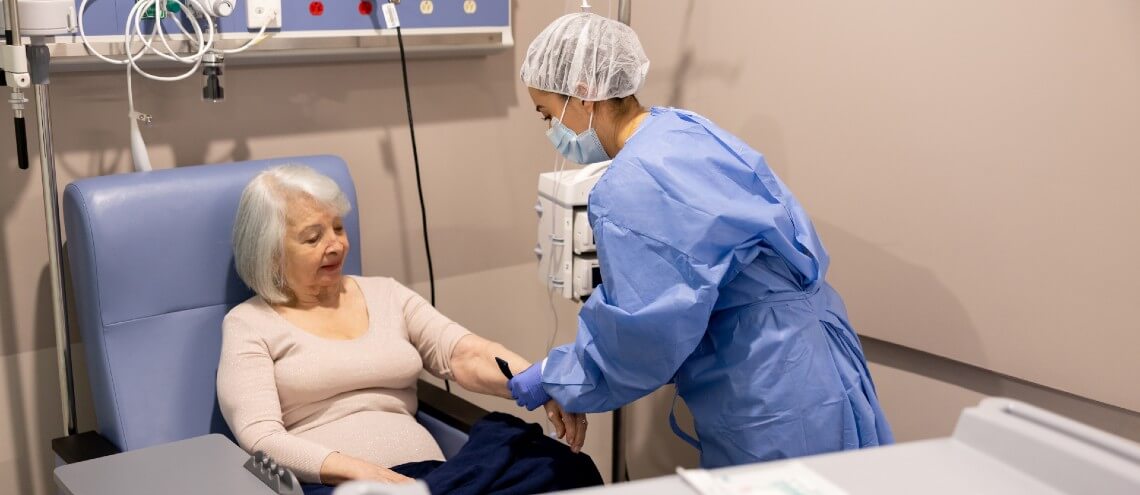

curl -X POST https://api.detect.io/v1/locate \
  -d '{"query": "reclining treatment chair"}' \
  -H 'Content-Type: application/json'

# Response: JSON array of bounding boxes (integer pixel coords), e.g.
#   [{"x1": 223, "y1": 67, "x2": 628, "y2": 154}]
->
[{"x1": 52, "y1": 156, "x2": 483, "y2": 467}]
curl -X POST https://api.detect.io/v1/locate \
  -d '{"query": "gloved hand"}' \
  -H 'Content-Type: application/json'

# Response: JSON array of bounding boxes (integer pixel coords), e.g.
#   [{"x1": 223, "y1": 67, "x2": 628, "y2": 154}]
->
[{"x1": 507, "y1": 364, "x2": 551, "y2": 411}]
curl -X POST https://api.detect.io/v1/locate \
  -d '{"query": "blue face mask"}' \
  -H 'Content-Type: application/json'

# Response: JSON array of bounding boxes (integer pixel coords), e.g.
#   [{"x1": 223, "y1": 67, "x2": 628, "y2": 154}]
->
[{"x1": 546, "y1": 99, "x2": 611, "y2": 164}]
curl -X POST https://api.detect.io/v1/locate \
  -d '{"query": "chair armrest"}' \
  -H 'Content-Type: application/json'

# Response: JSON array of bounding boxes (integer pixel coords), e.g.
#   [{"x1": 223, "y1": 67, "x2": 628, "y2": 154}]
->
[
  {"x1": 52, "y1": 384, "x2": 485, "y2": 465},
  {"x1": 52, "y1": 431, "x2": 122, "y2": 464},
  {"x1": 416, "y1": 380, "x2": 489, "y2": 434}
]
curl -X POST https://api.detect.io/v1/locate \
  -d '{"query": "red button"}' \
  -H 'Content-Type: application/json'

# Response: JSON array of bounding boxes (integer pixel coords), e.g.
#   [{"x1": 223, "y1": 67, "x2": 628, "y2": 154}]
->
[
  {"x1": 358, "y1": 0, "x2": 373, "y2": 15},
  {"x1": 309, "y1": 1, "x2": 324, "y2": 15}
]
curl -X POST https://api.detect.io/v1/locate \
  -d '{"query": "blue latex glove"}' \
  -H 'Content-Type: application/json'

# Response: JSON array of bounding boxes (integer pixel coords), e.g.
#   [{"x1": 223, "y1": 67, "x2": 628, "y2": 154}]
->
[{"x1": 507, "y1": 364, "x2": 550, "y2": 411}]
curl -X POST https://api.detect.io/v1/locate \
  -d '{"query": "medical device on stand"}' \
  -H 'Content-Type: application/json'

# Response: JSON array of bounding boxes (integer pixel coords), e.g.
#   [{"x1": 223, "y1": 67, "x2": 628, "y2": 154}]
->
[{"x1": 536, "y1": 160, "x2": 608, "y2": 302}]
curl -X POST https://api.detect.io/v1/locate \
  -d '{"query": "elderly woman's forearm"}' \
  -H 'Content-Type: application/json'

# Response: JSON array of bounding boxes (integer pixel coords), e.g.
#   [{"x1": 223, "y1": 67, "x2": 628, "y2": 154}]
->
[{"x1": 450, "y1": 334, "x2": 534, "y2": 399}]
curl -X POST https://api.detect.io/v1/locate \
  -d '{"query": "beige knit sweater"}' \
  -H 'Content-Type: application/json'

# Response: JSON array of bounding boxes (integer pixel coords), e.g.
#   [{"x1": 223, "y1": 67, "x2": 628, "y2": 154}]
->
[{"x1": 217, "y1": 276, "x2": 471, "y2": 483}]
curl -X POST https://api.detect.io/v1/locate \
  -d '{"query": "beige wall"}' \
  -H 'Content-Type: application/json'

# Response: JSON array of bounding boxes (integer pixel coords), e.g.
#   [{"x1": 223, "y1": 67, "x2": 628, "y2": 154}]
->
[
  {"x1": 622, "y1": 0, "x2": 1140, "y2": 476},
  {"x1": 631, "y1": 0, "x2": 1140, "y2": 413},
  {"x1": 864, "y1": 338, "x2": 1140, "y2": 445},
  {"x1": 621, "y1": 0, "x2": 1140, "y2": 475},
  {"x1": 3, "y1": 0, "x2": 1140, "y2": 493}
]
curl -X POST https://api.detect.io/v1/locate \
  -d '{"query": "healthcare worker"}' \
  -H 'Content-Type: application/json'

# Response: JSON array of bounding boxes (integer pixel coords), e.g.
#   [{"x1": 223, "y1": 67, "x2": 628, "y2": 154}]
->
[{"x1": 506, "y1": 12, "x2": 894, "y2": 468}]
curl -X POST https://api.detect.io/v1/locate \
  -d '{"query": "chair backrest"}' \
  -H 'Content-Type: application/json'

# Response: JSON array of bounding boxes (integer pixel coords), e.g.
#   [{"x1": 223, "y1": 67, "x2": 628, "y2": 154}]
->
[{"x1": 63, "y1": 156, "x2": 362, "y2": 452}]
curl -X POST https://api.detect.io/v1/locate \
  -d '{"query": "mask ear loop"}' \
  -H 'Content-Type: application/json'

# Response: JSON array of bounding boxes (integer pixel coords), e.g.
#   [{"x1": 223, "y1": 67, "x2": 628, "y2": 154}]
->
[
  {"x1": 557, "y1": 96, "x2": 571, "y2": 125},
  {"x1": 559, "y1": 96, "x2": 596, "y2": 135}
]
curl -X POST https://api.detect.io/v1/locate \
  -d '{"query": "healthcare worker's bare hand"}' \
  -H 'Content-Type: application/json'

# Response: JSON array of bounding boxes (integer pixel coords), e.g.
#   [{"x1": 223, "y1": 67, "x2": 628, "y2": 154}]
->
[{"x1": 543, "y1": 400, "x2": 588, "y2": 453}]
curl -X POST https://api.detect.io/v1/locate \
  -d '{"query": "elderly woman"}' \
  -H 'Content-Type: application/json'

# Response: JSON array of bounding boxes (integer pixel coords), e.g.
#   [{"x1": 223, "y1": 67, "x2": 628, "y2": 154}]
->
[{"x1": 217, "y1": 165, "x2": 593, "y2": 492}]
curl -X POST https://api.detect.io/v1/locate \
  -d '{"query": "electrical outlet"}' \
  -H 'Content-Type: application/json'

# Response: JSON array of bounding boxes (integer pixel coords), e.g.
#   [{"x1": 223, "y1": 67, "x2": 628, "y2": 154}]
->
[{"x1": 246, "y1": 0, "x2": 281, "y2": 29}]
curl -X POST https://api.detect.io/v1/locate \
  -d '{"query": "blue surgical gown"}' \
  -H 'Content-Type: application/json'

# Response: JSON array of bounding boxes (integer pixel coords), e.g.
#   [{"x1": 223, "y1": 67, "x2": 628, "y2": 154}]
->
[{"x1": 541, "y1": 107, "x2": 894, "y2": 468}]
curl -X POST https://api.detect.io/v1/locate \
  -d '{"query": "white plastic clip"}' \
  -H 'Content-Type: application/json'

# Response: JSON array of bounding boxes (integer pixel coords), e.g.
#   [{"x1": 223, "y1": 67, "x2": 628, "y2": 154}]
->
[
  {"x1": 381, "y1": 2, "x2": 400, "y2": 28},
  {"x1": 1, "y1": 45, "x2": 31, "y2": 88}
]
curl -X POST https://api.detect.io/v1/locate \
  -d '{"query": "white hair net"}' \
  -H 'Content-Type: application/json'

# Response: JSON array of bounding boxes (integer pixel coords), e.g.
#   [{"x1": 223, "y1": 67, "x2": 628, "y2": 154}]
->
[{"x1": 521, "y1": 12, "x2": 650, "y2": 101}]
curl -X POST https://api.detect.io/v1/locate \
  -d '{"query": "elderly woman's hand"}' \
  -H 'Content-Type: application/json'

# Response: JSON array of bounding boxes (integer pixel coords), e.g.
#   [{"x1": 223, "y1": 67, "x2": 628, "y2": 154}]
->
[
  {"x1": 320, "y1": 452, "x2": 414, "y2": 485},
  {"x1": 355, "y1": 465, "x2": 414, "y2": 484},
  {"x1": 542, "y1": 400, "x2": 587, "y2": 453}
]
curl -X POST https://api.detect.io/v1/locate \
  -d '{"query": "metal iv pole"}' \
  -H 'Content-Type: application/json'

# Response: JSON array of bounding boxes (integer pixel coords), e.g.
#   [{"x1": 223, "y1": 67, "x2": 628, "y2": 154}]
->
[
  {"x1": 2, "y1": 0, "x2": 78, "y2": 436},
  {"x1": 33, "y1": 44, "x2": 78, "y2": 437}
]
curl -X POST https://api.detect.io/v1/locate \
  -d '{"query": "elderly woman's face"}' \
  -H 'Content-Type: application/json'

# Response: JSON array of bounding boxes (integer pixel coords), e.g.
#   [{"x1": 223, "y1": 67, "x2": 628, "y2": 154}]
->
[{"x1": 281, "y1": 195, "x2": 349, "y2": 293}]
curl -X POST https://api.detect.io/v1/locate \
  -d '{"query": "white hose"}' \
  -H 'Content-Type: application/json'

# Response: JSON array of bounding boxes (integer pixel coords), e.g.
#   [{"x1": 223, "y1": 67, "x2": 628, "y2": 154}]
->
[{"x1": 78, "y1": 0, "x2": 277, "y2": 170}]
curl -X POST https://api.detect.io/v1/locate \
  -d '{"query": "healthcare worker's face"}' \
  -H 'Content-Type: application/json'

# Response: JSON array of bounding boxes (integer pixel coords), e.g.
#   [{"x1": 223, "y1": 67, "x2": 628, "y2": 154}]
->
[
  {"x1": 280, "y1": 195, "x2": 349, "y2": 294},
  {"x1": 529, "y1": 87, "x2": 597, "y2": 134}
]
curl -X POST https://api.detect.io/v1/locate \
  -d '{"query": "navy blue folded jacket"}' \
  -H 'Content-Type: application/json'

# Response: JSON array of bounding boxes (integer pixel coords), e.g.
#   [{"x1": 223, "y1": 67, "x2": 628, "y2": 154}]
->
[{"x1": 303, "y1": 413, "x2": 603, "y2": 495}]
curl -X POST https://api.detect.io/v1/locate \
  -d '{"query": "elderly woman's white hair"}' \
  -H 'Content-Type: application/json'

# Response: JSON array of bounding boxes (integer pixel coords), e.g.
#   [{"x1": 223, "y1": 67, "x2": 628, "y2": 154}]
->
[{"x1": 232, "y1": 165, "x2": 351, "y2": 303}]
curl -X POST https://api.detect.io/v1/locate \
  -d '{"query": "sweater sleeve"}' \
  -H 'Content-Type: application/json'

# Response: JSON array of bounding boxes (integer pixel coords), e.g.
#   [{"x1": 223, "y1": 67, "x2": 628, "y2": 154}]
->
[{"x1": 389, "y1": 279, "x2": 472, "y2": 380}]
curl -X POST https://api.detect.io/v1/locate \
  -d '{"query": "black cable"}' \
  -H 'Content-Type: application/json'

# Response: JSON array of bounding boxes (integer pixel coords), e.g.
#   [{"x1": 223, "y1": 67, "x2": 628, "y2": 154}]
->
[
  {"x1": 14, "y1": 116, "x2": 28, "y2": 170},
  {"x1": 393, "y1": 22, "x2": 449, "y2": 394}
]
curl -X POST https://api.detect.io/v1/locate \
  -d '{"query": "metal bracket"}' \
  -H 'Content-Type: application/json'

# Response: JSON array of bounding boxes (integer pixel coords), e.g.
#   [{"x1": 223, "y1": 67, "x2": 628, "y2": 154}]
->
[{"x1": 242, "y1": 451, "x2": 303, "y2": 495}]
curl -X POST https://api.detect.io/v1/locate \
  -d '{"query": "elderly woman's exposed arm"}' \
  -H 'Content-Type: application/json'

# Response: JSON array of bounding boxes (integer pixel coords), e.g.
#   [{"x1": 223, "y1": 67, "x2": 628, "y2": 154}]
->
[
  {"x1": 394, "y1": 280, "x2": 588, "y2": 452},
  {"x1": 449, "y1": 334, "x2": 529, "y2": 398},
  {"x1": 449, "y1": 334, "x2": 589, "y2": 452},
  {"x1": 395, "y1": 281, "x2": 528, "y2": 397}
]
